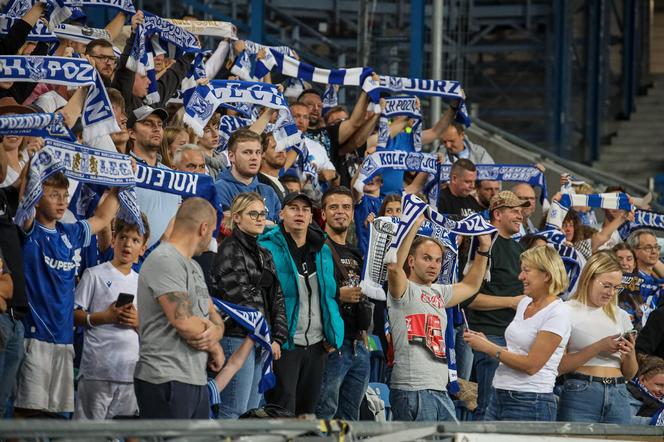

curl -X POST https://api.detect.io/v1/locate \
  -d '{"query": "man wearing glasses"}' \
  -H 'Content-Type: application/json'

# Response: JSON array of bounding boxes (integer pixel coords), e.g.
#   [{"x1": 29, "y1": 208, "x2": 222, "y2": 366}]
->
[
  {"x1": 85, "y1": 39, "x2": 117, "y2": 86},
  {"x1": 258, "y1": 192, "x2": 344, "y2": 416},
  {"x1": 626, "y1": 230, "x2": 664, "y2": 319}
]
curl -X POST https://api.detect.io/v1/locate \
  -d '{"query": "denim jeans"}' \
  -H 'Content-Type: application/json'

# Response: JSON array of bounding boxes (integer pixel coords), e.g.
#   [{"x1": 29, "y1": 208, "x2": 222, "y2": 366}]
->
[
  {"x1": 218, "y1": 336, "x2": 262, "y2": 418},
  {"x1": 0, "y1": 314, "x2": 24, "y2": 418},
  {"x1": 316, "y1": 339, "x2": 370, "y2": 420},
  {"x1": 485, "y1": 388, "x2": 557, "y2": 421},
  {"x1": 472, "y1": 334, "x2": 505, "y2": 421},
  {"x1": 557, "y1": 377, "x2": 633, "y2": 424},
  {"x1": 390, "y1": 389, "x2": 458, "y2": 422},
  {"x1": 454, "y1": 325, "x2": 473, "y2": 381}
]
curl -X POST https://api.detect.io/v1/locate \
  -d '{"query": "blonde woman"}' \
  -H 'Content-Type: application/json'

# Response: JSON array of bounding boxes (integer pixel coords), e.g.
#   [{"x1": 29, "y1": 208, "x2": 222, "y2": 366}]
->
[
  {"x1": 209, "y1": 192, "x2": 287, "y2": 418},
  {"x1": 160, "y1": 126, "x2": 189, "y2": 168},
  {"x1": 465, "y1": 246, "x2": 570, "y2": 421},
  {"x1": 558, "y1": 251, "x2": 638, "y2": 423}
]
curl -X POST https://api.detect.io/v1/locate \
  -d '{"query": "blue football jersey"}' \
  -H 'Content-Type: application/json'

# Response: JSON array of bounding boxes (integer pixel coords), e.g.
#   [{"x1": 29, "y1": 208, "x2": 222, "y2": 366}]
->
[
  {"x1": 354, "y1": 195, "x2": 383, "y2": 256},
  {"x1": 22, "y1": 220, "x2": 91, "y2": 344}
]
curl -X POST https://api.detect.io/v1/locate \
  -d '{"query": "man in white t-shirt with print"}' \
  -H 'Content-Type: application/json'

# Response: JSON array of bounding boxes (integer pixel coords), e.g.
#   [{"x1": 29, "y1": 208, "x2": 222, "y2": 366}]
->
[{"x1": 387, "y1": 213, "x2": 491, "y2": 421}]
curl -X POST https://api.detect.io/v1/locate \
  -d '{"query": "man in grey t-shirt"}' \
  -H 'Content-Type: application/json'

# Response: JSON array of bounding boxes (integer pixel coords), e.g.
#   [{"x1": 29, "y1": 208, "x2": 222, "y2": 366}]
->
[
  {"x1": 134, "y1": 198, "x2": 225, "y2": 419},
  {"x1": 386, "y1": 212, "x2": 491, "y2": 421}
]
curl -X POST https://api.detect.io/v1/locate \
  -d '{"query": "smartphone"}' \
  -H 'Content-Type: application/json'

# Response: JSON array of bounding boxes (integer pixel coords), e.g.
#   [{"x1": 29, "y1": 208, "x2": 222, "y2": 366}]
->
[
  {"x1": 115, "y1": 293, "x2": 135, "y2": 308},
  {"x1": 621, "y1": 329, "x2": 638, "y2": 339}
]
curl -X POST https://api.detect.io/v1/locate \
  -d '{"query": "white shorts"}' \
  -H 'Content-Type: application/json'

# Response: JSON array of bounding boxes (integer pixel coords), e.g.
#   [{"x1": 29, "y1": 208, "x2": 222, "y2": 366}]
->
[
  {"x1": 14, "y1": 339, "x2": 75, "y2": 413},
  {"x1": 74, "y1": 378, "x2": 138, "y2": 419}
]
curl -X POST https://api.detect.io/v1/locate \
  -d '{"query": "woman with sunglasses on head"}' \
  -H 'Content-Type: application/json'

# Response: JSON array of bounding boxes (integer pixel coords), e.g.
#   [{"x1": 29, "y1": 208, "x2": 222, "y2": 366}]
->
[
  {"x1": 209, "y1": 192, "x2": 287, "y2": 418},
  {"x1": 558, "y1": 251, "x2": 639, "y2": 423}
]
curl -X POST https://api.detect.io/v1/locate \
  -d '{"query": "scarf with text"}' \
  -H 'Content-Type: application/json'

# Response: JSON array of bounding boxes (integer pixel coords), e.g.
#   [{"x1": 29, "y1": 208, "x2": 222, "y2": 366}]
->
[
  {"x1": 0, "y1": 14, "x2": 58, "y2": 42},
  {"x1": 618, "y1": 210, "x2": 664, "y2": 240},
  {"x1": 212, "y1": 298, "x2": 275, "y2": 393},
  {"x1": 0, "y1": 55, "x2": 120, "y2": 144},
  {"x1": 354, "y1": 151, "x2": 438, "y2": 197},
  {"x1": 15, "y1": 138, "x2": 141, "y2": 232},
  {"x1": 0, "y1": 112, "x2": 75, "y2": 141},
  {"x1": 362, "y1": 75, "x2": 470, "y2": 126},
  {"x1": 377, "y1": 96, "x2": 422, "y2": 152},
  {"x1": 322, "y1": 84, "x2": 338, "y2": 115},
  {"x1": 165, "y1": 18, "x2": 236, "y2": 39},
  {"x1": 217, "y1": 115, "x2": 252, "y2": 151},
  {"x1": 536, "y1": 228, "x2": 587, "y2": 299},
  {"x1": 184, "y1": 80, "x2": 299, "y2": 151}
]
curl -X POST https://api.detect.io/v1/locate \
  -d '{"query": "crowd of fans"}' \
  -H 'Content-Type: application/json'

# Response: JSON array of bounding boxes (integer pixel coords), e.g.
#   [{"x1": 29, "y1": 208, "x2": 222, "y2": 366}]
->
[{"x1": 1, "y1": 3, "x2": 664, "y2": 426}]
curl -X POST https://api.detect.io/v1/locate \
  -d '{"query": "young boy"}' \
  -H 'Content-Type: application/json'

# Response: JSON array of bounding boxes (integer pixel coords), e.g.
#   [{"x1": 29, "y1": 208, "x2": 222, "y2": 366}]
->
[
  {"x1": 73, "y1": 214, "x2": 150, "y2": 420},
  {"x1": 14, "y1": 172, "x2": 120, "y2": 416}
]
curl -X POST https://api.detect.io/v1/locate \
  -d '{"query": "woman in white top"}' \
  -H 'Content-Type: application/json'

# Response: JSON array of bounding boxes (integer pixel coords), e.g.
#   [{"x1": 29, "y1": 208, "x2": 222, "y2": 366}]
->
[
  {"x1": 558, "y1": 251, "x2": 638, "y2": 423},
  {"x1": 465, "y1": 246, "x2": 571, "y2": 421}
]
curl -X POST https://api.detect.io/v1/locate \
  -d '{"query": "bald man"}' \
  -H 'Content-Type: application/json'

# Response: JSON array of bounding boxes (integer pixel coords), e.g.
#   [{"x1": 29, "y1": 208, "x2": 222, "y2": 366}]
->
[
  {"x1": 511, "y1": 183, "x2": 538, "y2": 235},
  {"x1": 134, "y1": 198, "x2": 225, "y2": 419}
]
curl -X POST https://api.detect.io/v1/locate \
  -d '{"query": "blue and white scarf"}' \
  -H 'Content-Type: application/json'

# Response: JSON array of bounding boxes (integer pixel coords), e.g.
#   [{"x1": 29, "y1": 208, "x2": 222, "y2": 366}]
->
[
  {"x1": 127, "y1": 11, "x2": 200, "y2": 103},
  {"x1": 217, "y1": 115, "x2": 252, "y2": 151},
  {"x1": 0, "y1": 56, "x2": 120, "y2": 144},
  {"x1": 254, "y1": 49, "x2": 374, "y2": 88},
  {"x1": 165, "y1": 18, "x2": 237, "y2": 39},
  {"x1": 377, "y1": 96, "x2": 422, "y2": 152},
  {"x1": 536, "y1": 228, "x2": 587, "y2": 298},
  {"x1": 362, "y1": 75, "x2": 470, "y2": 126},
  {"x1": 618, "y1": 210, "x2": 664, "y2": 240},
  {"x1": 231, "y1": 42, "x2": 298, "y2": 81},
  {"x1": 15, "y1": 138, "x2": 141, "y2": 231},
  {"x1": 184, "y1": 80, "x2": 299, "y2": 151},
  {"x1": 438, "y1": 164, "x2": 549, "y2": 204},
  {"x1": 354, "y1": 151, "x2": 438, "y2": 197},
  {"x1": 0, "y1": 113, "x2": 75, "y2": 141},
  {"x1": 546, "y1": 192, "x2": 633, "y2": 230},
  {"x1": 52, "y1": 24, "x2": 121, "y2": 57},
  {"x1": 385, "y1": 194, "x2": 496, "y2": 264},
  {"x1": 0, "y1": 14, "x2": 58, "y2": 42},
  {"x1": 322, "y1": 84, "x2": 338, "y2": 115},
  {"x1": 212, "y1": 298, "x2": 275, "y2": 393}
]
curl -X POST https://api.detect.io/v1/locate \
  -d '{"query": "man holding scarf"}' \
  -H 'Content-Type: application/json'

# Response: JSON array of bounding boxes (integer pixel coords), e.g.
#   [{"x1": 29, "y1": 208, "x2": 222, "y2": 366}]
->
[{"x1": 386, "y1": 210, "x2": 491, "y2": 421}]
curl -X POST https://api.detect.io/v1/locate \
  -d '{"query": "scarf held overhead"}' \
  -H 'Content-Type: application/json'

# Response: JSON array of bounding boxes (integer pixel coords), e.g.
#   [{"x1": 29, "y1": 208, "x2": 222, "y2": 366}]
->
[
  {"x1": 0, "y1": 112, "x2": 75, "y2": 141},
  {"x1": 0, "y1": 55, "x2": 120, "y2": 144}
]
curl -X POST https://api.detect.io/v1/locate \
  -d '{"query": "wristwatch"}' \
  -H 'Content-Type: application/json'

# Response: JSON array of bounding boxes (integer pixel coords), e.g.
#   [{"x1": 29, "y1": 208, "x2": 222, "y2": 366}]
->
[{"x1": 495, "y1": 349, "x2": 502, "y2": 361}]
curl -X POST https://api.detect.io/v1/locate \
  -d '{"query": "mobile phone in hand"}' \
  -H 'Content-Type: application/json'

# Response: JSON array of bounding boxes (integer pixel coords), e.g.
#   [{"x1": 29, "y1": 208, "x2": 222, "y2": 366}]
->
[{"x1": 115, "y1": 293, "x2": 134, "y2": 308}]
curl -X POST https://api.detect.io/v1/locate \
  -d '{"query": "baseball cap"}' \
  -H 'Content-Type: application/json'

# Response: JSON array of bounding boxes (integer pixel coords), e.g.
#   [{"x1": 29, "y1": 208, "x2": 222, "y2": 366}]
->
[
  {"x1": 127, "y1": 105, "x2": 168, "y2": 128},
  {"x1": 489, "y1": 190, "x2": 530, "y2": 212},
  {"x1": 282, "y1": 192, "x2": 313, "y2": 208}
]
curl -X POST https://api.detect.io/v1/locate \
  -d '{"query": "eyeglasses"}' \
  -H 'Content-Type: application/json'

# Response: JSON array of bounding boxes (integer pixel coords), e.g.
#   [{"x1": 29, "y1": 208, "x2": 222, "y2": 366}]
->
[
  {"x1": 90, "y1": 55, "x2": 117, "y2": 65},
  {"x1": 245, "y1": 210, "x2": 268, "y2": 220},
  {"x1": 597, "y1": 281, "x2": 623, "y2": 293},
  {"x1": 637, "y1": 245, "x2": 661, "y2": 253}
]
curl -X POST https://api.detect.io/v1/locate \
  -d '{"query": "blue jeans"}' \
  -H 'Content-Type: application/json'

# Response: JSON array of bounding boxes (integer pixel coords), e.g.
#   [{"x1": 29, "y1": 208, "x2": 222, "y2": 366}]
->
[
  {"x1": 557, "y1": 377, "x2": 633, "y2": 424},
  {"x1": 316, "y1": 339, "x2": 370, "y2": 420},
  {"x1": 485, "y1": 388, "x2": 557, "y2": 421},
  {"x1": 472, "y1": 334, "x2": 505, "y2": 421},
  {"x1": 218, "y1": 336, "x2": 262, "y2": 418},
  {"x1": 0, "y1": 314, "x2": 24, "y2": 418},
  {"x1": 390, "y1": 389, "x2": 458, "y2": 422},
  {"x1": 454, "y1": 325, "x2": 473, "y2": 381}
]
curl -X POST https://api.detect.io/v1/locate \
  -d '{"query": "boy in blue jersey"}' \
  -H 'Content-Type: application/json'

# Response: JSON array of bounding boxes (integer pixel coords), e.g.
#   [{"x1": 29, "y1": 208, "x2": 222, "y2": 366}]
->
[
  {"x1": 351, "y1": 173, "x2": 383, "y2": 256},
  {"x1": 73, "y1": 214, "x2": 150, "y2": 420},
  {"x1": 14, "y1": 172, "x2": 121, "y2": 417}
]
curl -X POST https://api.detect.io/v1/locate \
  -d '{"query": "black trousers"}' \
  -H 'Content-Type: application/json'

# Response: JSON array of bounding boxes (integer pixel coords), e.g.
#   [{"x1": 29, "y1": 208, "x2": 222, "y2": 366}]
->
[
  {"x1": 134, "y1": 378, "x2": 209, "y2": 419},
  {"x1": 264, "y1": 342, "x2": 327, "y2": 415}
]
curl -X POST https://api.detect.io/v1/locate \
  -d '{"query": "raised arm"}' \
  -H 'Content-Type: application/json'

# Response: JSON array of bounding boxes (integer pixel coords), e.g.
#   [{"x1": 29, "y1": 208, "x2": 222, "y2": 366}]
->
[
  {"x1": 341, "y1": 111, "x2": 380, "y2": 155},
  {"x1": 421, "y1": 107, "x2": 456, "y2": 144},
  {"x1": 448, "y1": 235, "x2": 490, "y2": 306},
  {"x1": 249, "y1": 108, "x2": 275, "y2": 135},
  {"x1": 104, "y1": 11, "x2": 126, "y2": 41},
  {"x1": 591, "y1": 211, "x2": 633, "y2": 252},
  {"x1": 467, "y1": 293, "x2": 524, "y2": 311},
  {"x1": 86, "y1": 188, "x2": 120, "y2": 235},
  {"x1": 387, "y1": 213, "x2": 424, "y2": 299},
  {"x1": 338, "y1": 90, "x2": 370, "y2": 144}
]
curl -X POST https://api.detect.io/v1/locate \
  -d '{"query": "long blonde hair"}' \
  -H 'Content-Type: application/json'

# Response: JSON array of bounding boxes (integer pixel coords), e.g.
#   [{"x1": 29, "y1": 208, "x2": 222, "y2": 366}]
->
[
  {"x1": 225, "y1": 192, "x2": 265, "y2": 230},
  {"x1": 520, "y1": 245, "x2": 569, "y2": 296},
  {"x1": 570, "y1": 250, "x2": 622, "y2": 321}
]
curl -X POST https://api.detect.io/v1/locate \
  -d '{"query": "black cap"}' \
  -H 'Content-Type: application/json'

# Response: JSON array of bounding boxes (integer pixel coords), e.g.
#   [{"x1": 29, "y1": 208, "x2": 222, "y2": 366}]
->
[
  {"x1": 282, "y1": 192, "x2": 313, "y2": 208},
  {"x1": 127, "y1": 105, "x2": 168, "y2": 128}
]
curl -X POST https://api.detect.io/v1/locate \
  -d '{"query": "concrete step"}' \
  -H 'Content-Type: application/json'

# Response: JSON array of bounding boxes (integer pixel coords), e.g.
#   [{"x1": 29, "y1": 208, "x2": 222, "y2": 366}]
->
[
  {"x1": 609, "y1": 138, "x2": 664, "y2": 146},
  {"x1": 599, "y1": 150, "x2": 664, "y2": 160},
  {"x1": 603, "y1": 142, "x2": 664, "y2": 149}
]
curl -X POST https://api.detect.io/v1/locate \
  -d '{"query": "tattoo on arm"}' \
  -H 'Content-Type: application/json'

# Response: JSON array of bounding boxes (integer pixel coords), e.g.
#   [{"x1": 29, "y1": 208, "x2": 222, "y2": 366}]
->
[{"x1": 164, "y1": 291, "x2": 194, "y2": 320}]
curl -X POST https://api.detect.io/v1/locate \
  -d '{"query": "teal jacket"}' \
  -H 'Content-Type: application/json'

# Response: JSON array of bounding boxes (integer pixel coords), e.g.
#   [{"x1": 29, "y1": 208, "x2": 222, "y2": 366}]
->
[{"x1": 258, "y1": 224, "x2": 344, "y2": 350}]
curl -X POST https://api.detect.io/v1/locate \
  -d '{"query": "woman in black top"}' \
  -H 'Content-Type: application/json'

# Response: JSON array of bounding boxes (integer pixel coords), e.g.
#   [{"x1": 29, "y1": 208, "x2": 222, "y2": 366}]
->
[{"x1": 210, "y1": 192, "x2": 287, "y2": 418}]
